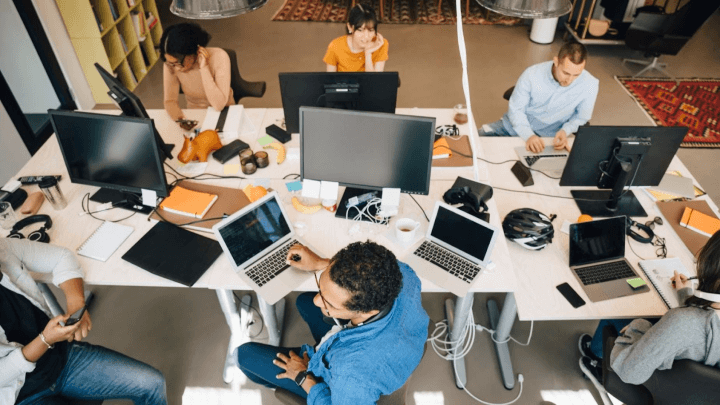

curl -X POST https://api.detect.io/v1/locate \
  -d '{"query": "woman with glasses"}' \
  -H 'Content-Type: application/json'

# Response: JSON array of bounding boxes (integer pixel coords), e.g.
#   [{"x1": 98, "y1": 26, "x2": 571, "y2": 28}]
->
[{"x1": 160, "y1": 23, "x2": 233, "y2": 130}]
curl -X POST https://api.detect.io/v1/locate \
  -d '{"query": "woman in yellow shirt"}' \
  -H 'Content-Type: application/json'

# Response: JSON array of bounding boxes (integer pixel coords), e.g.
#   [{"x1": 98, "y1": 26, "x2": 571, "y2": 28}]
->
[
  {"x1": 323, "y1": 4, "x2": 389, "y2": 72},
  {"x1": 160, "y1": 23, "x2": 234, "y2": 130}
]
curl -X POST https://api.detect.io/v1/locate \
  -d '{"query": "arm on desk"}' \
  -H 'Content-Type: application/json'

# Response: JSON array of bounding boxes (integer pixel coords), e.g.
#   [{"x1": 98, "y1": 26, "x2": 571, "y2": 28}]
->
[{"x1": 287, "y1": 244, "x2": 330, "y2": 272}]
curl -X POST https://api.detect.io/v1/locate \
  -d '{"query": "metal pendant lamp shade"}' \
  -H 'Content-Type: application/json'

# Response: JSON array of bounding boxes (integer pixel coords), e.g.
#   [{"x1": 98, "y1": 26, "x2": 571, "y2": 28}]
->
[
  {"x1": 170, "y1": 0, "x2": 268, "y2": 19},
  {"x1": 476, "y1": 0, "x2": 572, "y2": 18}
]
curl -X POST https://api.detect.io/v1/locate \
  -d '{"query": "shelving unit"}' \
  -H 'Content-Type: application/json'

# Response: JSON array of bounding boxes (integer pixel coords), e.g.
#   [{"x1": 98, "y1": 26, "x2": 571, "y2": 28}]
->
[{"x1": 56, "y1": 0, "x2": 163, "y2": 103}]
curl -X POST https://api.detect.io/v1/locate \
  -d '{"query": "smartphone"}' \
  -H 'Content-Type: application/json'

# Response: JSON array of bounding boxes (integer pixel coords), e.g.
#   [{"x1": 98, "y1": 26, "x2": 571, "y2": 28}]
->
[
  {"x1": 66, "y1": 304, "x2": 89, "y2": 326},
  {"x1": 556, "y1": 283, "x2": 586, "y2": 308}
]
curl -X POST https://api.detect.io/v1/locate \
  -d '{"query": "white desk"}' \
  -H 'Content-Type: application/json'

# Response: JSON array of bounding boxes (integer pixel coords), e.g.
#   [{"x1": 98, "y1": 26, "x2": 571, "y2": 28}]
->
[
  {"x1": 12, "y1": 108, "x2": 517, "y2": 387},
  {"x1": 478, "y1": 137, "x2": 720, "y2": 321}
]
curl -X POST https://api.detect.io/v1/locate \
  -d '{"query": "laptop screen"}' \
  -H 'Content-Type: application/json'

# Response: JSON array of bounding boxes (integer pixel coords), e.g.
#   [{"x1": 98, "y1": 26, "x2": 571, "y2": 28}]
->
[
  {"x1": 430, "y1": 206, "x2": 495, "y2": 262},
  {"x1": 217, "y1": 196, "x2": 291, "y2": 267},
  {"x1": 569, "y1": 216, "x2": 626, "y2": 267}
]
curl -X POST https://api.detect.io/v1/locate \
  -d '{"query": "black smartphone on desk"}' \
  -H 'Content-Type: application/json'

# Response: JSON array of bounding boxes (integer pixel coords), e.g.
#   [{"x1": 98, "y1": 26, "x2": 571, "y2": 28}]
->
[{"x1": 556, "y1": 283, "x2": 586, "y2": 308}]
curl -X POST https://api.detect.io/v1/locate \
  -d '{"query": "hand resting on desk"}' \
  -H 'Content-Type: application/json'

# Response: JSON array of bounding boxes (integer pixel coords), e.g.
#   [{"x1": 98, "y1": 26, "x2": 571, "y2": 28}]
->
[{"x1": 286, "y1": 244, "x2": 330, "y2": 272}]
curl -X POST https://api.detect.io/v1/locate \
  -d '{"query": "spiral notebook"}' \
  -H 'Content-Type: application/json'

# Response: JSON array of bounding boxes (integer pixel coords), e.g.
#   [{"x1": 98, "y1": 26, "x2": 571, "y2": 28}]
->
[
  {"x1": 77, "y1": 221, "x2": 134, "y2": 262},
  {"x1": 638, "y1": 258, "x2": 694, "y2": 309}
]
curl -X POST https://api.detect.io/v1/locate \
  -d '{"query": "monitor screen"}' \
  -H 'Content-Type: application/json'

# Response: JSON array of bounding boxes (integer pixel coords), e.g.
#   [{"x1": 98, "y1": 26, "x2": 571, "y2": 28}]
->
[
  {"x1": 569, "y1": 216, "x2": 626, "y2": 267},
  {"x1": 300, "y1": 107, "x2": 435, "y2": 195},
  {"x1": 279, "y1": 72, "x2": 399, "y2": 133},
  {"x1": 49, "y1": 110, "x2": 168, "y2": 197},
  {"x1": 217, "y1": 196, "x2": 291, "y2": 267},
  {"x1": 430, "y1": 206, "x2": 496, "y2": 263}
]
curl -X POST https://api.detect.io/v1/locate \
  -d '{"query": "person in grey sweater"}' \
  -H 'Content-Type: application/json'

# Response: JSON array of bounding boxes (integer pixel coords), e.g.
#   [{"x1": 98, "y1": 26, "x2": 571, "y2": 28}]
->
[{"x1": 578, "y1": 230, "x2": 720, "y2": 385}]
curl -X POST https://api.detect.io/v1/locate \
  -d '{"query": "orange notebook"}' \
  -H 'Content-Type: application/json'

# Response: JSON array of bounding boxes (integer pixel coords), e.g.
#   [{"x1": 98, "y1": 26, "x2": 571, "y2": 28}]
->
[
  {"x1": 433, "y1": 138, "x2": 452, "y2": 160},
  {"x1": 680, "y1": 207, "x2": 720, "y2": 238},
  {"x1": 159, "y1": 186, "x2": 218, "y2": 219}
]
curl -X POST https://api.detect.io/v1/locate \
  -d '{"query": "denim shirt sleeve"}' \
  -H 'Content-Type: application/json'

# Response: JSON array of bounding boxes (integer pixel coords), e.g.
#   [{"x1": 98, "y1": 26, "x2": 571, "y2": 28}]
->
[{"x1": 306, "y1": 373, "x2": 380, "y2": 405}]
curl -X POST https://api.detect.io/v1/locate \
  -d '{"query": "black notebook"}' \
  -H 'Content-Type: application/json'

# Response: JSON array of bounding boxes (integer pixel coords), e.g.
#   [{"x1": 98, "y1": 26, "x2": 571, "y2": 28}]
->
[{"x1": 122, "y1": 221, "x2": 222, "y2": 287}]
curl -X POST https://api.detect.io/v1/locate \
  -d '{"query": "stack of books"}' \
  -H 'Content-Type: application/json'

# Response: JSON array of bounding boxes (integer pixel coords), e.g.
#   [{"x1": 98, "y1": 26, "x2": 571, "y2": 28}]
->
[
  {"x1": 432, "y1": 138, "x2": 452, "y2": 160},
  {"x1": 159, "y1": 186, "x2": 219, "y2": 219}
]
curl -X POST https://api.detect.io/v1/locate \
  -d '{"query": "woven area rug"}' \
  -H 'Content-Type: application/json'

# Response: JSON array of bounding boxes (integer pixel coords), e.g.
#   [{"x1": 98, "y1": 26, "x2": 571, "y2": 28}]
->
[
  {"x1": 616, "y1": 77, "x2": 720, "y2": 148},
  {"x1": 272, "y1": 0, "x2": 522, "y2": 25}
]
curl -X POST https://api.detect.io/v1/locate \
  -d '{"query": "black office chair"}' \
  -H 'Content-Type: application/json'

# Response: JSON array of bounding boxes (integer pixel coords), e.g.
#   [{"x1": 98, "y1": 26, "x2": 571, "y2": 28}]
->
[
  {"x1": 502, "y1": 86, "x2": 514, "y2": 101},
  {"x1": 600, "y1": 326, "x2": 720, "y2": 405},
  {"x1": 623, "y1": 2, "x2": 719, "y2": 83},
  {"x1": 178, "y1": 48, "x2": 266, "y2": 103}
]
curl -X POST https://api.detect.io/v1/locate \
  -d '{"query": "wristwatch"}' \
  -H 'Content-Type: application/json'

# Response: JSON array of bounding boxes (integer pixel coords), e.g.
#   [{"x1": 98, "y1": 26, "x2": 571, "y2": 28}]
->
[{"x1": 294, "y1": 370, "x2": 309, "y2": 386}]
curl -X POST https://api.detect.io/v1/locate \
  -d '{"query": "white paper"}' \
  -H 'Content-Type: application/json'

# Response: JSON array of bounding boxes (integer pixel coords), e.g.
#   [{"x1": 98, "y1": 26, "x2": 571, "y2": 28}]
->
[
  {"x1": 141, "y1": 189, "x2": 157, "y2": 207},
  {"x1": 381, "y1": 188, "x2": 401, "y2": 207},
  {"x1": 200, "y1": 107, "x2": 221, "y2": 132},
  {"x1": 301, "y1": 179, "x2": 321, "y2": 198},
  {"x1": 561, "y1": 220, "x2": 571, "y2": 235},
  {"x1": 221, "y1": 105, "x2": 244, "y2": 139},
  {"x1": 287, "y1": 147, "x2": 300, "y2": 161},
  {"x1": 176, "y1": 162, "x2": 208, "y2": 177},
  {"x1": 320, "y1": 181, "x2": 339, "y2": 201}
]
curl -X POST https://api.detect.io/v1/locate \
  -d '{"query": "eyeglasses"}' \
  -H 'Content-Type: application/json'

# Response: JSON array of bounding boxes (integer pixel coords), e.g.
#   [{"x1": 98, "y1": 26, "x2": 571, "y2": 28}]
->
[
  {"x1": 165, "y1": 54, "x2": 188, "y2": 68},
  {"x1": 314, "y1": 272, "x2": 331, "y2": 315}
]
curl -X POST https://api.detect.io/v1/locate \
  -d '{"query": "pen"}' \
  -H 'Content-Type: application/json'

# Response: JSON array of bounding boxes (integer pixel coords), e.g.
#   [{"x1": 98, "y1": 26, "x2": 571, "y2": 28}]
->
[{"x1": 672, "y1": 276, "x2": 698, "y2": 286}]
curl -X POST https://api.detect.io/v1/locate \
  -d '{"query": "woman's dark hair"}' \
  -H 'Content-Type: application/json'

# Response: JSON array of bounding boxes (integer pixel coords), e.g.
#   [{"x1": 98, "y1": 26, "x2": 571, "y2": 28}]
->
[
  {"x1": 346, "y1": 3, "x2": 379, "y2": 35},
  {"x1": 159, "y1": 23, "x2": 211, "y2": 61},
  {"x1": 329, "y1": 241, "x2": 402, "y2": 313},
  {"x1": 685, "y1": 230, "x2": 720, "y2": 309}
]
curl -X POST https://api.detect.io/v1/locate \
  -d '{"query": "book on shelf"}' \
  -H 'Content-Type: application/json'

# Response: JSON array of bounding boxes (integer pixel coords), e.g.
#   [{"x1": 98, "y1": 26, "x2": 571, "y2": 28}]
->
[
  {"x1": 139, "y1": 43, "x2": 150, "y2": 66},
  {"x1": 118, "y1": 32, "x2": 128, "y2": 53},
  {"x1": 128, "y1": 67, "x2": 138, "y2": 86},
  {"x1": 680, "y1": 206, "x2": 720, "y2": 237},
  {"x1": 130, "y1": 11, "x2": 146, "y2": 41},
  {"x1": 126, "y1": 0, "x2": 136, "y2": 6},
  {"x1": 107, "y1": 0, "x2": 119, "y2": 20},
  {"x1": 91, "y1": 4, "x2": 103, "y2": 32},
  {"x1": 146, "y1": 12, "x2": 157, "y2": 29},
  {"x1": 159, "y1": 186, "x2": 219, "y2": 219}
]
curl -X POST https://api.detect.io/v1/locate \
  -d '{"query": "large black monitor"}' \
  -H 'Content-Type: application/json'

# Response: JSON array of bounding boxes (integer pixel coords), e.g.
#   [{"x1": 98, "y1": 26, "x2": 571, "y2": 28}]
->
[
  {"x1": 559, "y1": 125, "x2": 688, "y2": 217},
  {"x1": 279, "y1": 72, "x2": 399, "y2": 134},
  {"x1": 94, "y1": 63, "x2": 174, "y2": 160},
  {"x1": 49, "y1": 110, "x2": 169, "y2": 214},
  {"x1": 299, "y1": 107, "x2": 434, "y2": 220}
]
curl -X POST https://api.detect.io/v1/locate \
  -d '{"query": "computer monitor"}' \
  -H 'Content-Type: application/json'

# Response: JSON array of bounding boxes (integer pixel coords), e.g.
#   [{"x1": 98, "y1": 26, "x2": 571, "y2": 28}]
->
[
  {"x1": 559, "y1": 125, "x2": 688, "y2": 217},
  {"x1": 279, "y1": 72, "x2": 399, "y2": 134},
  {"x1": 48, "y1": 110, "x2": 169, "y2": 214},
  {"x1": 94, "y1": 63, "x2": 174, "y2": 160},
  {"x1": 299, "y1": 107, "x2": 435, "y2": 221}
]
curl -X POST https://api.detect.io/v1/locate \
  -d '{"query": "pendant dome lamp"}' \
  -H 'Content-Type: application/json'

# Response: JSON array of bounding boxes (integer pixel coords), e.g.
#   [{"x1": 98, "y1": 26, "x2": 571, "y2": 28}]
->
[
  {"x1": 476, "y1": 0, "x2": 572, "y2": 18},
  {"x1": 170, "y1": 0, "x2": 268, "y2": 19}
]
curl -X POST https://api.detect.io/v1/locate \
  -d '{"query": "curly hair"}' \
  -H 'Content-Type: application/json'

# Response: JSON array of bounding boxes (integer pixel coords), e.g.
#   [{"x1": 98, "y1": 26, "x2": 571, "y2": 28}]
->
[
  {"x1": 159, "y1": 23, "x2": 211, "y2": 61},
  {"x1": 328, "y1": 241, "x2": 402, "y2": 313},
  {"x1": 685, "y1": 230, "x2": 720, "y2": 309}
]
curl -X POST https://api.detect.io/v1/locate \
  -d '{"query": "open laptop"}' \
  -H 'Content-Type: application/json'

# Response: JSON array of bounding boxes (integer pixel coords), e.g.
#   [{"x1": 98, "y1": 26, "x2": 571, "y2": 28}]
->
[
  {"x1": 212, "y1": 192, "x2": 313, "y2": 305},
  {"x1": 403, "y1": 202, "x2": 500, "y2": 297},
  {"x1": 569, "y1": 216, "x2": 650, "y2": 302},
  {"x1": 514, "y1": 145, "x2": 568, "y2": 172}
]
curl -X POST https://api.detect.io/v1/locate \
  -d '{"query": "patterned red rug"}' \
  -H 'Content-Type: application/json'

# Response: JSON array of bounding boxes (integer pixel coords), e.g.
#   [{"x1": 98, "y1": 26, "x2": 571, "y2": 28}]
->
[
  {"x1": 616, "y1": 77, "x2": 720, "y2": 148},
  {"x1": 272, "y1": 0, "x2": 523, "y2": 25}
]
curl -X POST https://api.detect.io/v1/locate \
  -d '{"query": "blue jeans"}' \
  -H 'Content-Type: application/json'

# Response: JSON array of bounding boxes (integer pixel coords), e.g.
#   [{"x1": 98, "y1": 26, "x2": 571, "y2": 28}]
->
[
  {"x1": 18, "y1": 342, "x2": 167, "y2": 405},
  {"x1": 478, "y1": 119, "x2": 513, "y2": 136},
  {"x1": 590, "y1": 318, "x2": 660, "y2": 359},
  {"x1": 236, "y1": 292, "x2": 333, "y2": 398}
]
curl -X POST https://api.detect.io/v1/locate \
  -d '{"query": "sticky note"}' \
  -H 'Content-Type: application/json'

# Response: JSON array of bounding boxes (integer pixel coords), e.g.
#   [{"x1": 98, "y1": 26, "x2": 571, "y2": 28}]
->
[
  {"x1": 141, "y1": 189, "x2": 157, "y2": 207},
  {"x1": 320, "y1": 181, "x2": 339, "y2": 201},
  {"x1": 223, "y1": 163, "x2": 240, "y2": 175},
  {"x1": 627, "y1": 278, "x2": 647, "y2": 289},
  {"x1": 257, "y1": 135, "x2": 274, "y2": 146},
  {"x1": 286, "y1": 181, "x2": 302, "y2": 192},
  {"x1": 301, "y1": 179, "x2": 321, "y2": 198}
]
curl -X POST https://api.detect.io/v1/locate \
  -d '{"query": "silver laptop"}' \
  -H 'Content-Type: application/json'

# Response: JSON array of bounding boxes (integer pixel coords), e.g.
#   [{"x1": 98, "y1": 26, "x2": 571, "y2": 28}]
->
[
  {"x1": 569, "y1": 216, "x2": 649, "y2": 303},
  {"x1": 212, "y1": 192, "x2": 313, "y2": 305},
  {"x1": 403, "y1": 202, "x2": 499, "y2": 297},
  {"x1": 514, "y1": 145, "x2": 569, "y2": 172}
]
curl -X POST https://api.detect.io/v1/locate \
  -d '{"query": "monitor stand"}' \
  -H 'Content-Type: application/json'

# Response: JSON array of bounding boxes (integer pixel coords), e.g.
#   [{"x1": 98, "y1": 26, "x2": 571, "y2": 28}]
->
[
  {"x1": 335, "y1": 187, "x2": 389, "y2": 224},
  {"x1": 570, "y1": 190, "x2": 647, "y2": 218},
  {"x1": 90, "y1": 188, "x2": 154, "y2": 215}
]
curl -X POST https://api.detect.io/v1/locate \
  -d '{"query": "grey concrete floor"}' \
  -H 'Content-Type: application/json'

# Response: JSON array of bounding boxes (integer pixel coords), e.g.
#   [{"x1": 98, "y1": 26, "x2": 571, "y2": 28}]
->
[{"x1": 82, "y1": 3, "x2": 720, "y2": 404}]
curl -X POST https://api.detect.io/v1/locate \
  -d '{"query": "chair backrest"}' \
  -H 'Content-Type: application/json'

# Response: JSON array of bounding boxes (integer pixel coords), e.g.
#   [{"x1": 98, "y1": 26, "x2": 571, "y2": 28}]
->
[
  {"x1": 222, "y1": 48, "x2": 243, "y2": 104},
  {"x1": 643, "y1": 360, "x2": 720, "y2": 405}
]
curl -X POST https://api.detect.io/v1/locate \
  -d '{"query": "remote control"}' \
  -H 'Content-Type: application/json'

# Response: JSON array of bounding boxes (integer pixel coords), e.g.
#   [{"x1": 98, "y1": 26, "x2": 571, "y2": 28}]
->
[{"x1": 17, "y1": 175, "x2": 62, "y2": 185}]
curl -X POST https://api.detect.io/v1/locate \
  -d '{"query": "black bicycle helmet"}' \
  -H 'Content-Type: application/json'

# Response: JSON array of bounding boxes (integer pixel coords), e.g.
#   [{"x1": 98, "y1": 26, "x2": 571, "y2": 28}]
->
[{"x1": 502, "y1": 208, "x2": 554, "y2": 250}]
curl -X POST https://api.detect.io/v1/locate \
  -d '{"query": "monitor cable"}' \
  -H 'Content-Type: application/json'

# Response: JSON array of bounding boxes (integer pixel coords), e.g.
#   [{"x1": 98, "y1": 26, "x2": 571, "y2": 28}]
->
[
  {"x1": 476, "y1": 156, "x2": 560, "y2": 180},
  {"x1": 81, "y1": 193, "x2": 136, "y2": 223}
]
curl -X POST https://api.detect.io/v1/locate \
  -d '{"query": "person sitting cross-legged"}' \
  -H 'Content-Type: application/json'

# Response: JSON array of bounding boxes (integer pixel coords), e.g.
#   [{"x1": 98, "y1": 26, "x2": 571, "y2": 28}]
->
[{"x1": 236, "y1": 241, "x2": 429, "y2": 404}]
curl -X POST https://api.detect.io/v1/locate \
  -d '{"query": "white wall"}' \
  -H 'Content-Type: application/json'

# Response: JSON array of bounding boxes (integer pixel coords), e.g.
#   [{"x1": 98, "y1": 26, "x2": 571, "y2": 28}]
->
[
  {"x1": 0, "y1": 0, "x2": 60, "y2": 114},
  {"x1": 0, "y1": 99, "x2": 31, "y2": 184},
  {"x1": 32, "y1": 0, "x2": 96, "y2": 110}
]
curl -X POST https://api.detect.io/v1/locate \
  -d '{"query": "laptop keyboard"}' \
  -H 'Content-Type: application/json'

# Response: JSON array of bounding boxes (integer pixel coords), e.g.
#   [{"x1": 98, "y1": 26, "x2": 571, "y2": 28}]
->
[
  {"x1": 524, "y1": 154, "x2": 567, "y2": 166},
  {"x1": 574, "y1": 261, "x2": 636, "y2": 286},
  {"x1": 413, "y1": 241, "x2": 481, "y2": 284},
  {"x1": 245, "y1": 239, "x2": 297, "y2": 287}
]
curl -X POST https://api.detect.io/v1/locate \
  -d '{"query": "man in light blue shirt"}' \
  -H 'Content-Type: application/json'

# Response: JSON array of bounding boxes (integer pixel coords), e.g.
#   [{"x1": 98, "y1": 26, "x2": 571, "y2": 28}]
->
[{"x1": 480, "y1": 42, "x2": 599, "y2": 153}]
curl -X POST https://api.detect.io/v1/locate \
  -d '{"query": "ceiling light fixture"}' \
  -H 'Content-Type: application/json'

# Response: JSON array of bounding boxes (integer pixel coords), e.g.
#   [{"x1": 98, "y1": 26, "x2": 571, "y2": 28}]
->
[
  {"x1": 170, "y1": 0, "x2": 268, "y2": 19},
  {"x1": 476, "y1": 0, "x2": 572, "y2": 19}
]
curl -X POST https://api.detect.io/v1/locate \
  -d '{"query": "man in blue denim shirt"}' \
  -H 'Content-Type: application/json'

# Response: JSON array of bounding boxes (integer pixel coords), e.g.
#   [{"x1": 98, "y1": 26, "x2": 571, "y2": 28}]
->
[
  {"x1": 236, "y1": 241, "x2": 429, "y2": 404},
  {"x1": 479, "y1": 42, "x2": 599, "y2": 154}
]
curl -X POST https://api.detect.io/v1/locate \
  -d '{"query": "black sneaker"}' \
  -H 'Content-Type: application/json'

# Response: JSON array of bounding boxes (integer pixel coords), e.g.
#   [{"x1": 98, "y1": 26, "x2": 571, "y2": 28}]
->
[
  {"x1": 578, "y1": 333, "x2": 601, "y2": 362},
  {"x1": 579, "y1": 355, "x2": 603, "y2": 385}
]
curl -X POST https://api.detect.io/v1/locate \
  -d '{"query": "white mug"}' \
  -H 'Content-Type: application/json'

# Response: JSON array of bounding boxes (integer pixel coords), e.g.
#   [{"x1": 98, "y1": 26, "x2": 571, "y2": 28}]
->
[{"x1": 395, "y1": 218, "x2": 420, "y2": 245}]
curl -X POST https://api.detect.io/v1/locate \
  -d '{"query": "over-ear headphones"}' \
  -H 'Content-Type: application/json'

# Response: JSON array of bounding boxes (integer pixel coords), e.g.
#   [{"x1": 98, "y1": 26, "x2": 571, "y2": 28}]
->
[
  {"x1": 626, "y1": 217, "x2": 654, "y2": 244},
  {"x1": 693, "y1": 290, "x2": 720, "y2": 303},
  {"x1": 7, "y1": 215, "x2": 52, "y2": 243},
  {"x1": 443, "y1": 186, "x2": 483, "y2": 213}
]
